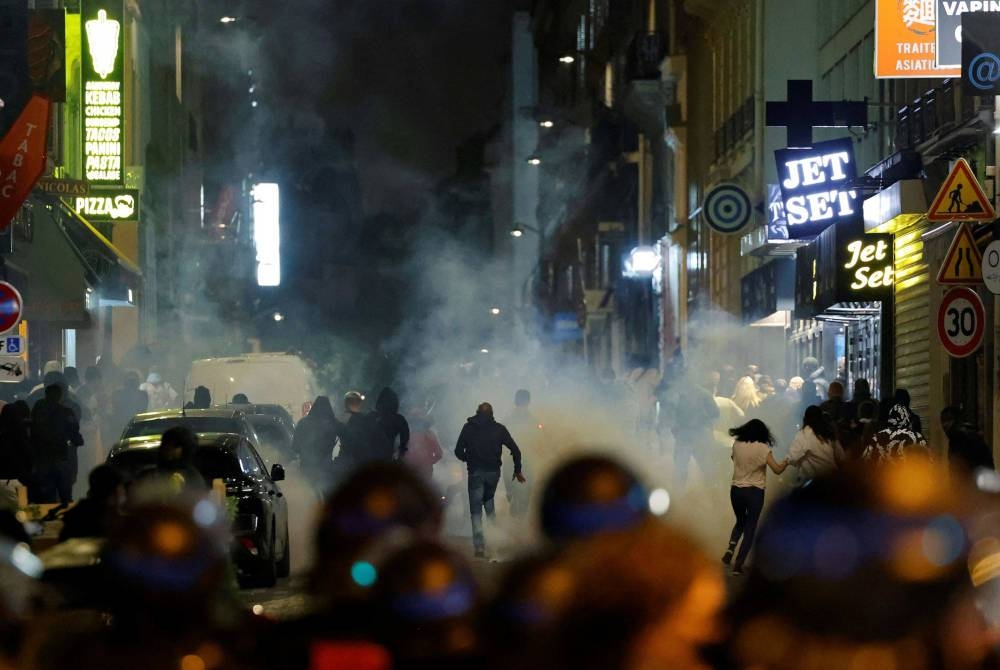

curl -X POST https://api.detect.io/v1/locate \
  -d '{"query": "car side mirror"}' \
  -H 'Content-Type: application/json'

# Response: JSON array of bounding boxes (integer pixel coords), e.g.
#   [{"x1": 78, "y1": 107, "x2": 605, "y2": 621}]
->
[{"x1": 270, "y1": 464, "x2": 285, "y2": 482}]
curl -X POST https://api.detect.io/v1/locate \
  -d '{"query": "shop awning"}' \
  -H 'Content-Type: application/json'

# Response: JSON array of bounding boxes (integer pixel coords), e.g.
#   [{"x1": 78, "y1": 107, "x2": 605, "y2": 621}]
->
[{"x1": 34, "y1": 195, "x2": 141, "y2": 304}]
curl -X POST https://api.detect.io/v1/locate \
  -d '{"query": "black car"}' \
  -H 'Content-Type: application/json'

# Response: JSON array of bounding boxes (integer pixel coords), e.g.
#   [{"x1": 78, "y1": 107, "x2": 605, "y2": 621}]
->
[
  {"x1": 218, "y1": 403, "x2": 296, "y2": 461},
  {"x1": 108, "y1": 408, "x2": 290, "y2": 587}
]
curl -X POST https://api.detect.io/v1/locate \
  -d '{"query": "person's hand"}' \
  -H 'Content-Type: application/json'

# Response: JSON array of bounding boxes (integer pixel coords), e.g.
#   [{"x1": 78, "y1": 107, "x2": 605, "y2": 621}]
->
[{"x1": 514, "y1": 472, "x2": 526, "y2": 484}]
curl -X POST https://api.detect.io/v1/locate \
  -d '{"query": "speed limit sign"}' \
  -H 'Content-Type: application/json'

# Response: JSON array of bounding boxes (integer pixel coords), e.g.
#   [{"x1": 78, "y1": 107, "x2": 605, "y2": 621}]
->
[{"x1": 938, "y1": 287, "x2": 986, "y2": 358}]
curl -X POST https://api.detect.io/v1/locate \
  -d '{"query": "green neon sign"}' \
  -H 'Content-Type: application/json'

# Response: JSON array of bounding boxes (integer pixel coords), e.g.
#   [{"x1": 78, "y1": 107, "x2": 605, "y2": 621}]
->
[{"x1": 81, "y1": 1, "x2": 124, "y2": 185}]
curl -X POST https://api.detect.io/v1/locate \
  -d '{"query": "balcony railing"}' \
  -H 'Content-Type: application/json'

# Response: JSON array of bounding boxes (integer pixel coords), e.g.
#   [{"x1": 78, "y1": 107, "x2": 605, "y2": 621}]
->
[{"x1": 714, "y1": 96, "x2": 755, "y2": 161}]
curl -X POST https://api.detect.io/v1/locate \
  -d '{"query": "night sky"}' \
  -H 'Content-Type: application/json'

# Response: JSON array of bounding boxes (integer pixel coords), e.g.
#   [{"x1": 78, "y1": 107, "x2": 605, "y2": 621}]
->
[{"x1": 256, "y1": 0, "x2": 514, "y2": 213}]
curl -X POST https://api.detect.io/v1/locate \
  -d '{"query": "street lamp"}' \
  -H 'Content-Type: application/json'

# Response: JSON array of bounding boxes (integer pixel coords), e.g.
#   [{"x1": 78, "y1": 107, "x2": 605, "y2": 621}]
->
[
  {"x1": 623, "y1": 246, "x2": 661, "y2": 277},
  {"x1": 510, "y1": 222, "x2": 545, "y2": 259},
  {"x1": 490, "y1": 307, "x2": 501, "y2": 316},
  {"x1": 526, "y1": 155, "x2": 541, "y2": 165},
  {"x1": 219, "y1": 16, "x2": 238, "y2": 23},
  {"x1": 559, "y1": 55, "x2": 575, "y2": 64},
  {"x1": 272, "y1": 311, "x2": 284, "y2": 322},
  {"x1": 539, "y1": 120, "x2": 554, "y2": 128}
]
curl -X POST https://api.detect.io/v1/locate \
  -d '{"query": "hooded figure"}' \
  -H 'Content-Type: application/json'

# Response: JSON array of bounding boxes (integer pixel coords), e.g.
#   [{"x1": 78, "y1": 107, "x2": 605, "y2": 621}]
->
[
  {"x1": 373, "y1": 387, "x2": 409, "y2": 458},
  {"x1": 862, "y1": 404, "x2": 930, "y2": 463},
  {"x1": 456, "y1": 403, "x2": 523, "y2": 557},
  {"x1": 140, "y1": 372, "x2": 179, "y2": 411},
  {"x1": 293, "y1": 396, "x2": 343, "y2": 492}
]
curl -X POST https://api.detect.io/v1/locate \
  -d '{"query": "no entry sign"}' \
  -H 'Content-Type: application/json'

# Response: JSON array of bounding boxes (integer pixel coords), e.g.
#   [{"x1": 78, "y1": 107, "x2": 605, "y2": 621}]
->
[
  {"x1": 0, "y1": 282, "x2": 22, "y2": 334},
  {"x1": 938, "y1": 287, "x2": 986, "y2": 358}
]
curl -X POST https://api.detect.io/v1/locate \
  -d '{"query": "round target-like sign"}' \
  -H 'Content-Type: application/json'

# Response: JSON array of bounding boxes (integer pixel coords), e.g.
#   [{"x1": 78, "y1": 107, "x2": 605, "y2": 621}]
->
[
  {"x1": 704, "y1": 183, "x2": 752, "y2": 235},
  {"x1": 938, "y1": 287, "x2": 986, "y2": 358}
]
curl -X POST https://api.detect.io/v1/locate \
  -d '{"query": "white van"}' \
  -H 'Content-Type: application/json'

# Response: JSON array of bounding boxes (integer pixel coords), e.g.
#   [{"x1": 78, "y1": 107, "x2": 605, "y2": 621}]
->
[{"x1": 185, "y1": 353, "x2": 320, "y2": 423}]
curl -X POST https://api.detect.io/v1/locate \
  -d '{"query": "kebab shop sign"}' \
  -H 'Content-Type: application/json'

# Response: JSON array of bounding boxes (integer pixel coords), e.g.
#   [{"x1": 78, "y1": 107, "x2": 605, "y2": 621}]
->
[{"x1": 775, "y1": 137, "x2": 861, "y2": 239}]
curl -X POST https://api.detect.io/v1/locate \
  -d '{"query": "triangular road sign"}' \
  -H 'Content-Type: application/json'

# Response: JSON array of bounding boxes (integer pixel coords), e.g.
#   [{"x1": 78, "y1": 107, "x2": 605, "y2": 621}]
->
[
  {"x1": 937, "y1": 222, "x2": 983, "y2": 284},
  {"x1": 928, "y1": 158, "x2": 996, "y2": 222}
]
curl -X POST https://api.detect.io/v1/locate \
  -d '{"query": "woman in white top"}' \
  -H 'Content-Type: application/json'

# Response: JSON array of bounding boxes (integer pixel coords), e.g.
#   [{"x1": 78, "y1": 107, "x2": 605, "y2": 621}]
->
[
  {"x1": 788, "y1": 405, "x2": 845, "y2": 484},
  {"x1": 722, "y1": 419, "x2": 788, "y2": 575}
]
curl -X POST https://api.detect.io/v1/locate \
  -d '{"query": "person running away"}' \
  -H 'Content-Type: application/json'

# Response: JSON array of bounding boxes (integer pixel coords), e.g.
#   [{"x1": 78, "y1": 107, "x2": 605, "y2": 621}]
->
[
  {"x1": 723, "y1": 419, "x2": 788, "y2": 575},
  {"x1": 455, "y1": 402, "x2": 524, "y2": 558},
  {"x1": 787, "y1": 405, "x2": 845, "y2": 485}
]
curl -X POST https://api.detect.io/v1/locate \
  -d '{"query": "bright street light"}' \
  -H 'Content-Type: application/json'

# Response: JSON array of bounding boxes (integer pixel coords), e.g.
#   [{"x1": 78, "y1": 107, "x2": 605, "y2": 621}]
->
[
  {"x1": 623, "y1": 246, "x2": 661, "y2": 277},
  {"x1": 559, "y1": 55, "x2": 575, "y2": 64},
  {"x1": 480, "y1": 348, "x2": 490, "y2": 354},
  {"x1": 219, "y1": 16, "x2": 238, "y2": 23},
  {"x1": 510, "y1": 227, "x2": 524, "y2": 238},
  {"x1": 272, "y1": 311, "x2": 284, "y2": 322},
  {"x1": 539, "y1": 120, "x2": 554, "y2": 128},
  {"x1": 490, "y1": 307, "x2": 501, "y2": 316},
  {"x1": 527, "y1": 155, "x2": 541, "y2": 165}
]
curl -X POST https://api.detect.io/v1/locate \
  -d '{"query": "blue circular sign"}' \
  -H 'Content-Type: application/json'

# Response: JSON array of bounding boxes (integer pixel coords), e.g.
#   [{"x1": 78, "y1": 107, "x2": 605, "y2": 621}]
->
[
  {"x1": 704, "y1": 183, "x2": 753, "y2": 234},
  {"x1": 969, "y1": 52, "x2": 1000, "y2": 91}
]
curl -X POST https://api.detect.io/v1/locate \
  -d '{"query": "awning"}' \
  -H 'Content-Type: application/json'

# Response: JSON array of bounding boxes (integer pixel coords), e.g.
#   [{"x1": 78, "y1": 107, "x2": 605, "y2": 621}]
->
[{"x1": 34, "y1": 195, "x2": 141, "y2": 304}]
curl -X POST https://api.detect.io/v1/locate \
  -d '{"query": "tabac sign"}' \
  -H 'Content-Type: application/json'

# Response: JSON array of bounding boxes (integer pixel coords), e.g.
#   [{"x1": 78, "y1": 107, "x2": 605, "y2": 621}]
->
[
  {"x1": 837, "y1": 233, "x2": 895, "y2": 300},
  {"x1": 81, "y1": 1, "x2": 124, "y2": 184}
]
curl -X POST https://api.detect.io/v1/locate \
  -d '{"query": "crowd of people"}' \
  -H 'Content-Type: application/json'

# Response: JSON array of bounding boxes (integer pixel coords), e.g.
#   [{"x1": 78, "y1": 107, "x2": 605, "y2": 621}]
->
[
  {"x1": 0, "y1": 442, "x2": 996, "y2": 669},
  {"x1": 1, "y1": 351, "x2": 999, "y2": 668}
]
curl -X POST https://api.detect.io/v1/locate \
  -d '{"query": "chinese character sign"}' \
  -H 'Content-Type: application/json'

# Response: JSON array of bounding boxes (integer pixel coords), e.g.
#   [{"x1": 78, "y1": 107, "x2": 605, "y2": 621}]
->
[{"x1": 875, "y1": 0, "x2": 960, "y2": 77}]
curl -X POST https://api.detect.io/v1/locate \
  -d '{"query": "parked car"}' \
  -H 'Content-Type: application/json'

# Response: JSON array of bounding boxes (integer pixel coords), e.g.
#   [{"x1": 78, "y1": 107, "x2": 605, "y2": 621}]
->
[
  {"x1": 217, "y1": 403, "x2": 296, "y2": 463},
  {"x1": 108, "y1": 408, "x2": 290, "y2": 587}
]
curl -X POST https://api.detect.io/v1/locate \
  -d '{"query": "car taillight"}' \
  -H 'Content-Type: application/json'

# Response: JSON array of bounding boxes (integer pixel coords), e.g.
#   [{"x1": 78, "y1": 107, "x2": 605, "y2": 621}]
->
[
  {"x1": 310, "y1": 642, "x2": 391, "y2": 670},
  {"x1": 238, "y1": 537, "x2": 259, "y2": 556},
  {"x1": 302, "y1": 401, "x2": 313, "y2": 417}
]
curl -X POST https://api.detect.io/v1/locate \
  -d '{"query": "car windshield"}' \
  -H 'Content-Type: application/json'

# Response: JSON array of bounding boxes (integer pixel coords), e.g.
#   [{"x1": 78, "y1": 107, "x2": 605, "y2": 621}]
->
[
  {"x1": 124, "y1": 417, "x2": 241, "y2": 439},
  {"x1": 109, "y1": 445, "x2": 239, "y2": 481}
]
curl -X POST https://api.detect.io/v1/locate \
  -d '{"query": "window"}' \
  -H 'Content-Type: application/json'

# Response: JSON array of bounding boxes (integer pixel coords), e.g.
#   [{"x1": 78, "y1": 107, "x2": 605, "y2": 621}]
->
[
  {"x1": 125, "y1": 417, "x2": 241, "y2": 438},
  {"x1": 237, "y1": 442, "x2": 264, "y2": 477}
]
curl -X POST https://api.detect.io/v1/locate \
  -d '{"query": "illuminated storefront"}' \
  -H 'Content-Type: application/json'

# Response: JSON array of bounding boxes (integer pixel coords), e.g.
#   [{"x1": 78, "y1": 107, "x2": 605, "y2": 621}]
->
[{"x1": 794, "y1": 224, "x2": 894, "y2": 397}]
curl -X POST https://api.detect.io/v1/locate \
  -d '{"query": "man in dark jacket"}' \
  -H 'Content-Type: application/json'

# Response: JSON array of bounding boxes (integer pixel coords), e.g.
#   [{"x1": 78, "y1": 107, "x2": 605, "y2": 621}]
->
[
  {"x1": 455, "y1": 402, "x2": 524, "y2": 557},
  {"x1": 293, "y1": 396, "x2": 343, "y2": 494},
  {"x1": 941, "y1": 406, "x2": 995, "y2": 473},
  {"x1": 336, "y1": 392, "x2": 393, "y2": 478},
  {"x1": 374, "y1": 387, "x2": 409, "y2": 458},
  {"x1": 30, "y1": 384, "x2": 84, "y2": 504}
]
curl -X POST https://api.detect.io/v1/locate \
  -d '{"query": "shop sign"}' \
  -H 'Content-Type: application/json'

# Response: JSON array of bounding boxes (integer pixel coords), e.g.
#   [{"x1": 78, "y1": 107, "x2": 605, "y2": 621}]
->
[
  {"x1": 961, "y1": 11, "x2": 1000, "y2": 93},
  {"x1": 937, "y1": 1, "x2": 1000, "y2": 69},
  {"x1": 69, "y1": 188, "x2": 138, "y2": 221},
  {"x1": 0, "y1": 95, "x2": 50, "y2": 231},
  {"x1": 82, "y1": 1, "x2": 124, "y2": 184},
  {"x1": 876, "y1": 0, "x2": 960, "y2": 78},
  {"x1": 35, "y1": 177, "x2": 89, "y2": 196},
  {"x1": 775, "y1": 137, "x2": 861, "y2": 239},
  {"x1": 837, "y1": 234, "x2": 895, "y2": 300}
]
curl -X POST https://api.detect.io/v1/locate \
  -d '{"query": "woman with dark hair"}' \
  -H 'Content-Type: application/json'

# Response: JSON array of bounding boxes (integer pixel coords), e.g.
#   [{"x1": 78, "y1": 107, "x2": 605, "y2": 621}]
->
[
  {"x1": 787, "y1": 405, "x2": 845, "y2": 485},
  {"x1": 723, "y1": 419, "x2": 788, "y2": 575}
]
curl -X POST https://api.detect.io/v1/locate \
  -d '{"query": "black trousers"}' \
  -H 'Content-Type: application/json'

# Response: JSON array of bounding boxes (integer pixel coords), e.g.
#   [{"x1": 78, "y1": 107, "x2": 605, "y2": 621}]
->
[{"x1": 728, "y1": 485, "x2": 765, "y2": 568}]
